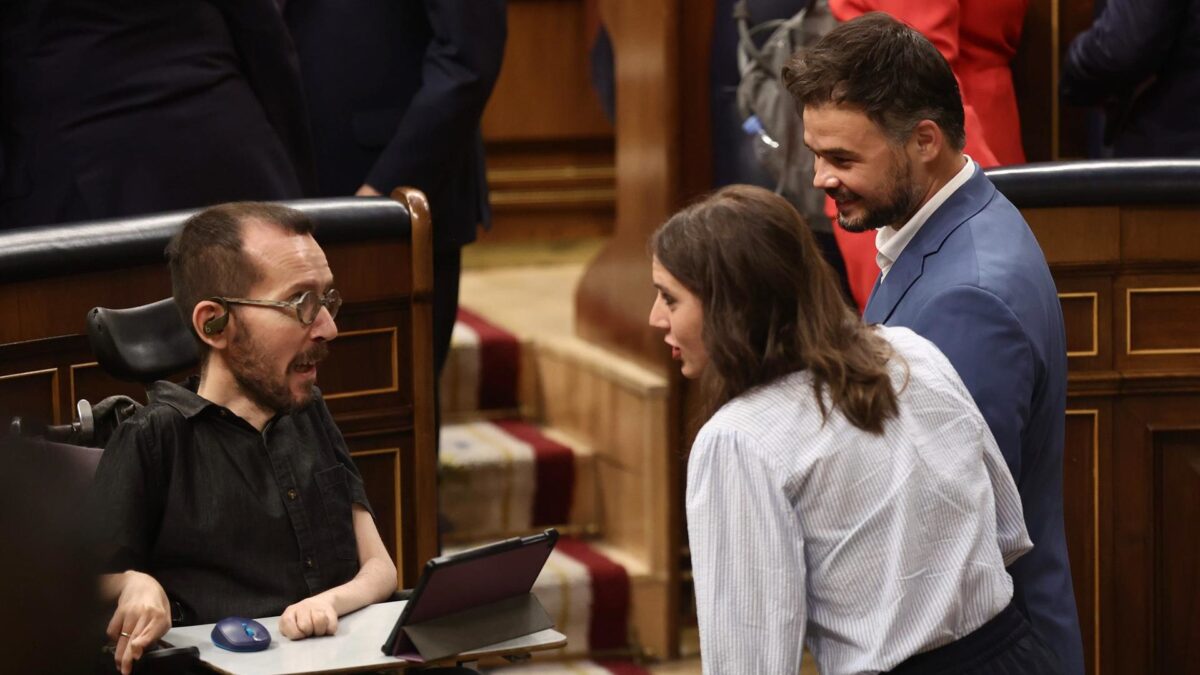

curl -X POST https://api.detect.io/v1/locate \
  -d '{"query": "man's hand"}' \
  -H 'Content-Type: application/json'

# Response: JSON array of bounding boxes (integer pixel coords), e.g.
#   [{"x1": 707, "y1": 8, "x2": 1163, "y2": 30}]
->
[
  {"x1": 355, "y1": 184, "x2": 382, "y2": 197},
  {"x1": 105, "y1": 571, "x2": 171, "y2": 675},
  {"x1": 279, "y1": 596, "x2": 339, "y2": 640}
]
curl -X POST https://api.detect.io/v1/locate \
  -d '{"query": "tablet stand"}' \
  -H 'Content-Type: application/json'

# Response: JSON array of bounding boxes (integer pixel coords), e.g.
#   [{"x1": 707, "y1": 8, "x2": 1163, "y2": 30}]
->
[{"x1": 402, "y1": 592, "x2": 553, "y2": 662}]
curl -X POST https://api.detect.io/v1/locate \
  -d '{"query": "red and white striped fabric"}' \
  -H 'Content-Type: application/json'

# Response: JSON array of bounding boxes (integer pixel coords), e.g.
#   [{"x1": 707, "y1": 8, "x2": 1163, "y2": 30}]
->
[
  {"x1": 439, "y1": 537, "x2": 632, "y2": 658},
  {"x1": 527, "y1": 539, "x2": 632, "y2": 657},
  {"x1": 439, "y1": 420, "x2": 575, "y2": 539},
  {"x1": 440, "y1": 308, "x2": 520, "y2": 415}
]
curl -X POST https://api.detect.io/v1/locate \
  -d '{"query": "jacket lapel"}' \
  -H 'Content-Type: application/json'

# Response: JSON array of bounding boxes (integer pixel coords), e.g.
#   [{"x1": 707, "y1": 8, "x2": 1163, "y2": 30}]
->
[{"x1": 862, "y1": 166, "x2": 996, "y2": 325}]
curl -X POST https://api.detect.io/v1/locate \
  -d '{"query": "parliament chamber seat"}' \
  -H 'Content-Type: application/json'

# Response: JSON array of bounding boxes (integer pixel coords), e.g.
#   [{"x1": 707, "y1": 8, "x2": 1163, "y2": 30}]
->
[
  {"x1": 0, "y1": 192, "x2": 438, "y2": 587},
  {"x1": 985, "y1": 159, "x2": 1200, "y2": 675}
]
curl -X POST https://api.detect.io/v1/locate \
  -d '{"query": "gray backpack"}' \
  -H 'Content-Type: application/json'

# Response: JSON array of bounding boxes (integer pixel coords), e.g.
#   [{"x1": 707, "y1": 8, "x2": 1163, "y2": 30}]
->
[{"x1": 735, "y1": 0, "x2": 835, "y2": 226}]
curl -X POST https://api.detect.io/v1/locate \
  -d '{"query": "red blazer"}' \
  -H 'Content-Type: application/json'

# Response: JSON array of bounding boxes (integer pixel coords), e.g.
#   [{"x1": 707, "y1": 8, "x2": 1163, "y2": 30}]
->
[{"x1": 825, "y1": 0, "x2": 1028, "y2": 310}]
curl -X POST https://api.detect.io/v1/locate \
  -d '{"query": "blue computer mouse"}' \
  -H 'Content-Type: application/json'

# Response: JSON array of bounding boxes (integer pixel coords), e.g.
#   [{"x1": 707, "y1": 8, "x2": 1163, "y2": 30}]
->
[{"x1": 211, "y1": 617, "x2": 271, "y2": 652}]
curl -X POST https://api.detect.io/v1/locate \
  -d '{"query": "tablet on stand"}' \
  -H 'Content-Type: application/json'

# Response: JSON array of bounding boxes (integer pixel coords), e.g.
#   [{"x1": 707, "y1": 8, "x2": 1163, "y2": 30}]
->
[{"x1": 382, "y1": 529, "x2": 559, "y2": 663}]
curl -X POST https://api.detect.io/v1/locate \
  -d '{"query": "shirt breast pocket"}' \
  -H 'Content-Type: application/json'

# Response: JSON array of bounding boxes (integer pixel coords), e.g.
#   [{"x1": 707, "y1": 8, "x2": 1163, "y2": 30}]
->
[{"x1": 315, "y1": 465, "x2": 359, "y2": 562}]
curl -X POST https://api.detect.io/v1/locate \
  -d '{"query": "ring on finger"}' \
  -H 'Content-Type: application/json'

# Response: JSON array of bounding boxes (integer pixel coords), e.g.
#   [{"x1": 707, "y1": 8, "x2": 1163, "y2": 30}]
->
[{"x1": 120, "y1": 631, "x2": 131, "y2": 638}]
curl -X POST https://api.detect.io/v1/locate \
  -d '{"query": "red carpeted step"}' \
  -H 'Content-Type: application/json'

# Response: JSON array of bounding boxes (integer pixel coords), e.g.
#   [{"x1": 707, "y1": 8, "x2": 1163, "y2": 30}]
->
[
  {"x1": 440, "y1": 420, "x2": 579, "y2": 540},
  {"x1": 442, "y1": 308, "x2": 521, "y2": 415},
  {"x1": 530, "y1": 537, "x2": 632, "y2": 656},
  {"x1": 554, "y1": 538, "x2": 630, "y2": 653},
  {"x1": 492, "y1": 419, "x2": 575, "y2": 527}
]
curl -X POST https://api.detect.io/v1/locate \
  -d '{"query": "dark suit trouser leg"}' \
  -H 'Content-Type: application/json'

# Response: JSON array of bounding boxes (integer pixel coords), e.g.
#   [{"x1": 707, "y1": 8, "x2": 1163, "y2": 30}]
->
[
  {"x1": 884, "y1": 603, "x2": 1062, "y2": 675},
  {"x1": 431, "y1": 247, "x2": 462, "y2": 551}
]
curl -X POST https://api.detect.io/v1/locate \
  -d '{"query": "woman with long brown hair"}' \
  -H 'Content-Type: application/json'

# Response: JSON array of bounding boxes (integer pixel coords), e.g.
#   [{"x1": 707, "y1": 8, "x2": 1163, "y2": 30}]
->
[{"x1": 649, "y1": 185, "x2": 1061, "y2": 674}]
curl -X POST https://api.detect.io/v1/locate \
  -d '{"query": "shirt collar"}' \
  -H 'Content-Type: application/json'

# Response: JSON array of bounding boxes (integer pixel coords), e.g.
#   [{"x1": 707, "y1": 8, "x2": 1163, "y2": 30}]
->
[
  {"x1": 148, "y1": 376, "x2": 215, "y2": 419},
  {"x1": 876, "y1": 156, "x2": 975, "y2": 278}
]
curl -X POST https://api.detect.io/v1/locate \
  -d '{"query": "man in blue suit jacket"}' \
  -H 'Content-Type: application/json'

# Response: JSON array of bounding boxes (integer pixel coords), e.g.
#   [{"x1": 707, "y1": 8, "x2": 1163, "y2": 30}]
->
[
  {"x1": 285, "y1": 0, "x2": 507, "y2": 377},
  {"x1": 785, "y1": 14, "x2": 1083, "y2": 674}
]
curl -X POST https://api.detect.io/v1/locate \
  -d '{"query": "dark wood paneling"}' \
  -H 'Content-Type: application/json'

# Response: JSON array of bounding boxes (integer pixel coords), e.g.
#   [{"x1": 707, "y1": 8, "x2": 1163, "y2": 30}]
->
[
  {"x1": 478, "y1": 1, "x2": 618, "y2": 244},
  {"x1": 1116, "y1": 274, "x2": 1200, "y2": 375},
  {"x1": 1012, "y1": 0, "x2": 1099, "y2": 160},
  {"x1": 1012, "y1": 0, "x2": 1055, "y2": 161},
  {"x1": 321, "y1": 328, "x2": 400, "y2": 400},
  {"x1": 1127, "y1": 288, "x2": 1200, "y2": 353},
  {"x1": 1155, "y1": 432, "x2": 1200, "y2": 672},
  {"x1": 352, "y1": 449, "x2": 400, "y2": 562},
  {"x1": 1110, "y1": 396, "x2": 1200, "y2": 674},
  {"x1": 1062, "y1": 293, "x2": 1099, "y2": 356},
  {"x1": 1025, "y1": 207, "x2": 1120, "y2": 266},
  {"x1": 70, "y1": 363, "x2": 159, "y2": 407},
  {"x1": 482, "y1": 0, "x2": 613, "y2": 143},
  {"x1": 1015, "y1": 202, "x2": 1200, "y2": 675},
  {"x1": 483, "y1": 139, "x2": 616, "y2": 242},
  {"x1": 1064, "y1": 406, "x2": 1105, "y2": 675},
  {"x1": 1122, "y1": 208, "x2": 1200, "y2": 263},
  {"x1": 0, "y1": 368, "x2": 60, "y2": 425}
]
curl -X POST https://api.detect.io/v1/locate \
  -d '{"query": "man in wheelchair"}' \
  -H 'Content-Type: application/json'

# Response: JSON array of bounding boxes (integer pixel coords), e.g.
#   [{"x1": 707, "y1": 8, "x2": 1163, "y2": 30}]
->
[{"x1": 89, "y1": 202, "x2": 397, "y2": 675}]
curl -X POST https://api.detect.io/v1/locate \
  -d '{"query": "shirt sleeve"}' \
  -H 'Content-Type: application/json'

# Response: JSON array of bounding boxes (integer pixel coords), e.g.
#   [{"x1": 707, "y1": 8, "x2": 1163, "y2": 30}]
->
[
  {"x1": 88, "y1": 415, "x2": 165, "y2": 574},
  {"x1": 686, "y1": 425, "x2": 807, "y2": 674}
]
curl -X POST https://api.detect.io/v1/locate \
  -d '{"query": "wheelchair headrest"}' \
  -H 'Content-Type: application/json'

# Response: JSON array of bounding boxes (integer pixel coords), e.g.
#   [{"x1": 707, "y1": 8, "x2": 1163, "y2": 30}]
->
[{"x1": 87, "y1": 298, "x2": 200, "y2": 383}]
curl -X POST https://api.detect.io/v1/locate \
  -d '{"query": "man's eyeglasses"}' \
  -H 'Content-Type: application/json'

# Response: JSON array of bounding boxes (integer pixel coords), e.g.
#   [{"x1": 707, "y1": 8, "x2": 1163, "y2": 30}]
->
[{"x1": 214, "y1": 289, "x2": 343, "y2": 326}]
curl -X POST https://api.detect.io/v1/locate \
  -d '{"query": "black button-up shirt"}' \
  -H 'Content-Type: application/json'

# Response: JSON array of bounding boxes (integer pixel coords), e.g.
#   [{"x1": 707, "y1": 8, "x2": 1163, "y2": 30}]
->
[{"x1": 90, "y1": 378, "x2": 372, "y2": 624}]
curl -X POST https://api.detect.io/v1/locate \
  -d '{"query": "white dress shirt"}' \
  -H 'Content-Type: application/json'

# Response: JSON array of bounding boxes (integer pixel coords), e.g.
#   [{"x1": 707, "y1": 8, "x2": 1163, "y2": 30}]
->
[
  {"x1": 876, "y1": 157, "x2": 975, "y2": 278},
  {"x1": 687, "y1": 326, "x2": 1031, "y2": 675}
]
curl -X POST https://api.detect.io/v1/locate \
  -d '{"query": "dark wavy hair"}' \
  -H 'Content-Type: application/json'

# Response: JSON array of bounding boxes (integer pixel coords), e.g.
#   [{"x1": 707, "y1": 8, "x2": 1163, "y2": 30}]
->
[
  {"x1": 783, "y1": 12, "x2": 966, "y2": 150},
  {"x1": 651, "y1": 185, "x2": 900, "y2": 433}
]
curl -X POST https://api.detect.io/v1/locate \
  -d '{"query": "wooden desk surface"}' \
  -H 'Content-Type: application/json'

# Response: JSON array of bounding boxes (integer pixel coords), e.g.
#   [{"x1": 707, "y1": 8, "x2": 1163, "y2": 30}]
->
[{"x1": 163, "y1": 600, "x2": 566, "y2": 674}]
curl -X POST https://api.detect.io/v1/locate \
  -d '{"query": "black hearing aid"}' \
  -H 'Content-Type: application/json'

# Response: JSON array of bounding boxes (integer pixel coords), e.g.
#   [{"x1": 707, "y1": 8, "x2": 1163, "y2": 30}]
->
[{"x1": 202, "y1": 298, "x2": 231, "y2": 335}]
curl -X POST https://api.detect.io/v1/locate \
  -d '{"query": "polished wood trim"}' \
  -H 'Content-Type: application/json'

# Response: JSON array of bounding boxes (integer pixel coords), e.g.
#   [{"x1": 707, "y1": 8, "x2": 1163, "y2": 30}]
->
[
  {"x1": 487, "y1": 166, "x2": 616, "y2": 183},
  {"x1": 1067, "y1": 408, "x2": 1101, "y2": 674},
  {"x1": 68, "y1": 362, "x2": 99, "y2": 413},
  {"x1": 489, "y1": 188, "x2": 616, "y2": 207},
  {"x1": 1062, "y1": 292, "x2": 1100, "y2": 357},
  {"x1": 392, "y1": 186, "x2": 437, "y2": 587},
  {"x1": 1125, "y1": 287, "x2": 1200, "y2": 355},
  {"x1": 350, "y1": 445, "x2": 403, "y2": 590},
  {"x1": 322, "y1": 327, "x2": 400, "y2": 401},
  {"x1": 0, "y1": 367, "x2": 62, "y2": 425},
  {"x1": 349, "y1": 447, "x2": 401, "y2": 459}
]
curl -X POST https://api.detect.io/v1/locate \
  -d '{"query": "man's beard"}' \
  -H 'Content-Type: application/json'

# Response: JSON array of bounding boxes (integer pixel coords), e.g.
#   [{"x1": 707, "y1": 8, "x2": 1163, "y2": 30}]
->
[
  {"x1": 830, "y1": 155, "x2": 923, "y2": 233},
  {"x1": 228, "y1": 325, "x2": 329, "y2": 415}
]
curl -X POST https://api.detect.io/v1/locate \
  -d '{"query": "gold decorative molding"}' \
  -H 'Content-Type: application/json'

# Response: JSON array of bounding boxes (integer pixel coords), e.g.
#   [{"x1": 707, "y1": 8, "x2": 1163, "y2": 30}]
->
[
  {"x1": 1126, "y1": 287, "x2": 1200, "y2": 355},
  {"x1": 0, "y1": 367, "x2": 62, "y2": 425},
  {"x1": 487, "y1": 165, "x2": 616, "y2": 184},
  {"x1": 324, "y1": 327, "x2": 399, "y2": 401},
  {"x1": 488, "y1": 187, "x2": 616, "y2": 208},
  {"x1": 349, "y1": 446, "x2": 402, "y2": 582},
  {"x1": 1060, "y1": 292, "x2": 1099, "y2": 357},
  {"x1": 68, "y1": 362, "x2": 100, "y2": 412},
  {"x1": 1066, "y1": 408, "x2": 1100, "y2": 674}
]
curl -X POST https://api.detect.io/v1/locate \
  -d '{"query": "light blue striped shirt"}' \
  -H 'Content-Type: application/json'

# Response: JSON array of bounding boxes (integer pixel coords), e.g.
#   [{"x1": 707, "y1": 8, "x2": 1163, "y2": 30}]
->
[{"x1": 687, "y1": 326, "x2": 1031, "y2": 675}]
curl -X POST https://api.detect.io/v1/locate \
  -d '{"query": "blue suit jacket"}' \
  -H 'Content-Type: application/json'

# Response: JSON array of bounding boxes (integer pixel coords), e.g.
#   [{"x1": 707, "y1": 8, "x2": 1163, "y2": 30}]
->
[{"x1": 864, "y1": 166, "x2": 1084, "y2": 674}]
